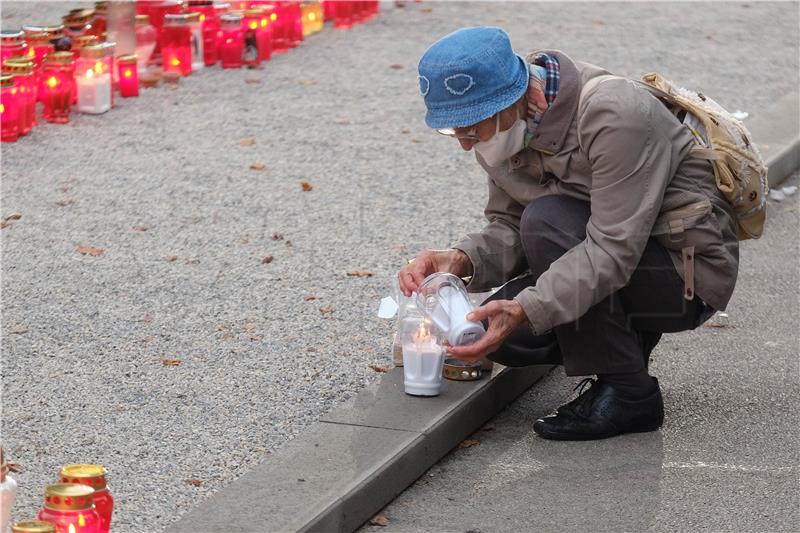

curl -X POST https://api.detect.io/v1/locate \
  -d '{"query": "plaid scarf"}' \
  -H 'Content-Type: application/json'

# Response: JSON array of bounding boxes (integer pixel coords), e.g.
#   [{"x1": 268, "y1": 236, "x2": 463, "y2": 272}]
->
[
  {"x1": 525, "y1": 53, "x2": 560, "y2": 139},
  {"x1": 534, "y1": 52, "x2": 560, "y2": 105}
]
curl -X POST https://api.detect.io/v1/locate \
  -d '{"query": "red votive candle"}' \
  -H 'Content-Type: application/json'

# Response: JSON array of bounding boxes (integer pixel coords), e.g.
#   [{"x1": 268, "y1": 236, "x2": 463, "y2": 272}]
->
[
  {"x1": 90, "y1": 1, "x2": 108, "y2": 38},
  {"x1": 0, "y1": 74, "x2": 20, "y2": 142},
  {"x1": 63, "y1": 8, "x2": 96, "y2": 39},
  {"x1": 162, "y1": 14, "x2": 193, "y2": 77},
  {"x1": 75, "y1": 44, "x2": 111, "y2": 114},
  {"x1": 1, "y1": 30, "x2": 28, "y2": 64},
  {"x1": 37, "y1": 484, "x2": 102, "y2": 533},
  {"x1": 116, "y1": 54, "x2": 139, "y2": 97},
  {"x1": 242, "y1": 8, "x2": 266, "y2": 67},
  {"x1": 2, "y1": 57, "x2": 36, "y2": 135},
  {"x1": 219, "y1": 13, "x2": 244, "y2": 68},
  {"x1": 139, "y1": 0, "x2": 184, "y2": 63},
  {"x1": 188, "y1": 0, "x2": 221, "y2": 66},
  {"x1": 40, "y1": 52, "x2": 74, "y2": 123},
  {"x1": 59, "y1": 465, "x2": 113, "y2": 533}
]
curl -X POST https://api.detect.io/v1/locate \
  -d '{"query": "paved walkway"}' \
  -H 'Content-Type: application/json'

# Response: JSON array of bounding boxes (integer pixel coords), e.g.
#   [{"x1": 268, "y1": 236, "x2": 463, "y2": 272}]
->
[{"x1": 363, "y1": 174, "x2": 800, "y2": 532}]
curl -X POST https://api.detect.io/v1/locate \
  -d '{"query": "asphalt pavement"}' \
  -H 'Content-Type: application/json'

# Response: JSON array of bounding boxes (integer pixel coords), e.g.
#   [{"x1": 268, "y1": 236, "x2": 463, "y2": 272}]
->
[{"x1": 361, "y1": 174, "x2": 800, "y2": 533}]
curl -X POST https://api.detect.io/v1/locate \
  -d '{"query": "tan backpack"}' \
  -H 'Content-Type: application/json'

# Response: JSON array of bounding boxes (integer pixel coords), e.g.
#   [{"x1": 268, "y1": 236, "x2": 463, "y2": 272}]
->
[{"x1": 580, "y1": 73, "x2": 769, "y2": 239}]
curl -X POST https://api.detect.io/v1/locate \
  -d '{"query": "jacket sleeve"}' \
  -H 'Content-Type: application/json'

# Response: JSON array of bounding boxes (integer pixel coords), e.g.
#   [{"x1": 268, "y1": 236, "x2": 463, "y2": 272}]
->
[
  {"x1": 514, "y1": 79, "x2": 686, "y2": 334},
  {"x1": 452, "y1": 172, "x2": 528, "y2": 292}
]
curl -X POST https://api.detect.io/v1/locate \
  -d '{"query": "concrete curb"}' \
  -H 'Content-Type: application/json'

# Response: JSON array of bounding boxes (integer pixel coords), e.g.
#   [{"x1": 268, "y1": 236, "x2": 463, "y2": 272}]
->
[
  {"x1": 748, "y1": 90, "x2": 800, "y2": 187},
  {"x1": 168, "y1": 364, "x2": 552, "y2": 533}
]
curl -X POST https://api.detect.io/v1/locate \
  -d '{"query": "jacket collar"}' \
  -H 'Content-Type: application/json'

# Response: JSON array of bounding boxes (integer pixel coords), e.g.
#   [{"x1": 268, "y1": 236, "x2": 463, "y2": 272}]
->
[{"x1": 525, "y1": 49, "x2": 580, "y2": 154}]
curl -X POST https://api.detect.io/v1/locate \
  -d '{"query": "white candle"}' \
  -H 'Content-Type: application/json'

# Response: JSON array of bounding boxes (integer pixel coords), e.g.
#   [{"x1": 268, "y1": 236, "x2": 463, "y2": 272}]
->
[
  {"x1": 402, "y1": 324, "x2": 445, "y2": 396},
  {"x1": 77, "y1": 70, "x2": 111, "y2": 114},
  {"x1": 191, "y1": 26, "x2": 205, "y2": 71}
]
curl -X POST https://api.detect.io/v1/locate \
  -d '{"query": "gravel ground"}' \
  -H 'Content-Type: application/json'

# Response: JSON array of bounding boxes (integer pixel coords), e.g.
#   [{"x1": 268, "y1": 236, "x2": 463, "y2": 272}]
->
[{"x1": 2, "y1": 1, "x2": 798, "y2": 531}]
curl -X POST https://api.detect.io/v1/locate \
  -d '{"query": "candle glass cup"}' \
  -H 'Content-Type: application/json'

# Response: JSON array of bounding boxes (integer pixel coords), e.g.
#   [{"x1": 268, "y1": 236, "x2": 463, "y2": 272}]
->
[
  {"x1": 187, "y1": 1, "x2": 221, "y2": 66},
  {"x1": 59, "y1": 465, "x2": 113, "y2": 533},
  {"x1": 219, "y1": 14, "x2": 244, "y2": 68},
  {"x1": 1, "y1": 31, "x2": 28, "y2": 64},
  {"x1": 2, "y1": 58, "x2": 37, "y2": 135},
  {"x1": 416, "y1": 273, "x2": 485, "y2": 347},
  {"x1": 0, "y1": 75, "x2": 20, "y2": 142},
  {"x1": 162, "y1": 14, "x2": 193, "y2": 76},
  {"x1": 40, "y1": 52, "x2": 74, "y2": 123},
  {"x1": 242, "y1": 8, "x2": 265, "y2": 68},
  {"x1": 401, "y1": 320, "x2": 445, "y2": 397},
  {"x1": 116, "y1": 55, "x2": 138, "y2": 97},
  {"x1": 134, "y1": 15, "x2": 157, "y2": 70},
  {"x1": 75, "y1": 46, "x2": 111, "y2": 114},
  {"x1": 63, "y1": 9, "x2": 96, "y2": 39},
  {"x1": 37, "y1": 484, "x2": 102, "y2": 533}
]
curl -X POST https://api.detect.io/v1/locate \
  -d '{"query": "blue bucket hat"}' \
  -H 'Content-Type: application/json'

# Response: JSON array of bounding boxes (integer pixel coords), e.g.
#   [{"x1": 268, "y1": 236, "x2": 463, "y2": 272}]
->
[{"x1": 417, "y1": 26, "x2": 529, "y2": 129}]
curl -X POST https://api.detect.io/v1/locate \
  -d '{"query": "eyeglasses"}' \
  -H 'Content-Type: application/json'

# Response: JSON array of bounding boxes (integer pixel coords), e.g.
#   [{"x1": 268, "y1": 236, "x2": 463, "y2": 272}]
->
[{"x1": 436, "y1": 114, "x2": 499, "y2": 141}]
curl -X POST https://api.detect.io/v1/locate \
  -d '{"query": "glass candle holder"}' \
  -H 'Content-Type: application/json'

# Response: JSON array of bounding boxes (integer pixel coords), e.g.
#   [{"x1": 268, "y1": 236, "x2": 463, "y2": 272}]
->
[
  {"x1": 37, "y1": 484, "x2": 101, "y2": 533},
  {"x1": 301, "y1": 2, "x2": 324, "y2": 37},
  {"x1": 90, "y1": 1, "x2": 108, "y2": 38},
  {"x1": 219, "y1": 14, "x2": 244, "y2": 69},
  {"x1": 1, "y1": 31, "x2": 28, "y2": 64},
  {"x1": 12, "y1": 520, "x2": 56, "y2": 533},
  {"x1": 401, "y1": 319, "x2": 445, "y2": 397},
  {"x1": 24, "y1": 24, "x2": 70, "y2": 53},
  {"x1": 269, "y1": 3, "x2": 289, "y2": 53},
  {"x1": 71, "y1": 35, "x2": 99, "y2": 61},
  {"x1": 333, "y1": 1, "x2": 353, "y2": 29},
  {"x1": 134, "y1": 15, "x2": 157, "y2": 70},
  {"x1": 0, "y1": 74, "x2": 19, "y2": 142},
  {"x1": 24, "y1": 31, "x2": 53, "y2": 70},
  {"x1": 242, "y1": 8, "x2": 265, "y2": 67},
  {"x1": 63, "y1": 8, "x2": 96, "y2": 39},
  {"x1": 162, "y1": 14, "x2": 193, "y2": 77},
  {"x1": 2, "y1": 58, "x2": 36, "y2": 135},
  {"x1": 187, "y1": 0, "x2": 221, "y2": 66},
  {"x1": 139, "y1": 0, "x2": 184, "y2": 63},
  {"x1": 416, "y1": 273, "x2": 486, "y2": 347},
  {"x1": 213, "y1": 2, "x2": 231, "y2": 63},
  {"x1": 40, "y1": 52, "x2": 73, "y2": 123},
  {"x1": 59, "y1": 465, "x2": 113, "y2": 533},
  {"x1": 75, "y1": 45, "x2": 111, "y2": 114},
  {"x1": 116, "y1": 54, "x2": 138, "y2": 97}
]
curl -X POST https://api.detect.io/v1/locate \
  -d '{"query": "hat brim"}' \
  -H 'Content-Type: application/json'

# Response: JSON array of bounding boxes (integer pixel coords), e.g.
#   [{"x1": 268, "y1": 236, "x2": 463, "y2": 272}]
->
[{"x1": 424, "y1": 54, "x2": 529, "y2": 130}]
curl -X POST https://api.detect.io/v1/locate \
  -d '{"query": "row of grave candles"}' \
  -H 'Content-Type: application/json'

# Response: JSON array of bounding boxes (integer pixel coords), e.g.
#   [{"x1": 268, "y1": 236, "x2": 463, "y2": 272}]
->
[
  {"x1": 0, "y1": 1, "x2": 379, "y2": 142},
  {"x1": 10, "y1": 464, "x2": 113, "y2": 533}
]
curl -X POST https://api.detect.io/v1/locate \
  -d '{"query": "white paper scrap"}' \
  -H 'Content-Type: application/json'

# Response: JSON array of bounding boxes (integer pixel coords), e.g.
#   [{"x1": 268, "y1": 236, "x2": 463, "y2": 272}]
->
[
  {"x1": 377, "y1": 296, "x2": 399, "y2": 319},
  {"x1": 731, "y1": 110, "x2": 749, "y2": 120},
  {"x1": 781, "y1": 185, "x2": 798, "y2": 196}
]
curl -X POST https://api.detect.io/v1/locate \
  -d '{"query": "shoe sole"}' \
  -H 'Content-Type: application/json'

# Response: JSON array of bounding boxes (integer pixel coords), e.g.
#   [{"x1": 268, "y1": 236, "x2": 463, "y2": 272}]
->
[{"x1": 534, "y1": 422, "x2": 663, "y2": 441}]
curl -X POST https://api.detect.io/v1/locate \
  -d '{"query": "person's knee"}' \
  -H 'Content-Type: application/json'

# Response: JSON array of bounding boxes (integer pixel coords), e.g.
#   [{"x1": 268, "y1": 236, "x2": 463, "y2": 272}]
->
[{"x1": 520, "y1": 195, "x2": 588, "y2": 269}]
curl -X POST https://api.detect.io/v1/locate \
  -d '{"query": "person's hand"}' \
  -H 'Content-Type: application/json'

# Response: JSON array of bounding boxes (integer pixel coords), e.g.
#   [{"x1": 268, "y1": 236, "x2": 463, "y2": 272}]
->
[
  {"x1": 527, "y1": 75, "x2": 549, "y2": 117},
  {"x1": 446, "y1": 299, "x2": 528, "y2": 363},
  {"x1": 397, "y1": 249, "x2": 472, "y2": 297}
]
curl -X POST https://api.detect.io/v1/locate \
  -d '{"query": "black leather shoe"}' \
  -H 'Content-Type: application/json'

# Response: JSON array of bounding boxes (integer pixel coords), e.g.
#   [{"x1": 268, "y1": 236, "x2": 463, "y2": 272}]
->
[{"x1": 534, "y1": 378, "x2": 664, "y2": 441}]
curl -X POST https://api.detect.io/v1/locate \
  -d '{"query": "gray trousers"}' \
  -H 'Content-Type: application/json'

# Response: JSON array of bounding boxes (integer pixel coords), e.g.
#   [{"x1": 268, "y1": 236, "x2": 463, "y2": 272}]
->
[{"x1": 485, "y1": 195, "x2": 709, "y2": 376}]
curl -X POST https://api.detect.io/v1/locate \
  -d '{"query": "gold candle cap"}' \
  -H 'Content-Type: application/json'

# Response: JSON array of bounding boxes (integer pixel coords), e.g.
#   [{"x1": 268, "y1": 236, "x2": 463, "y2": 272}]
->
[
  {"x1": 23, "y1": 24, "x2": 64, "y2": 39},
  {"x1": 59, "y1": 464, "x2": 108, "y2": 491},
  {"x1": 0, "y1": 74, "x2": 12, "y2": 88},
  {"x1": 1, "y1": 30, "x2": 25, "y2": 44},
  {"x1": 80, "y1": 43, "x2": 106, "y2": 59},
  {"x1": 95, "y1": 1, "x2": 109, "y2": 14},
  {"x1": 164, "y1": 13, "x2": 194, "y2": 26},
  {"x1": 2, "y1": 58, "x2": 35, "y2": 74},
  {"x1": 135, "y1": 14, "x2": 151, "y2": 25},
  {"x1": 245, "y1": 7, "x2": 267, "y2": 16},
  {"x1": 24, "y1": 32, "x2": 51, "y2": 46},
  {"x1": 73, "y1": 35, "x2": 99, "y2": 49},
  {"x1": 63, "y1": 8, "x2": 96, "y2": 25},
  {"x1": 12, "y1": 521, "x2": 56, "y2": 533},
  {"x1": 117, "y1": 54, "x2": 137, "y2": 66},
  {"x1": 43, "y1": 483, "x2": 95, "y2": 511},
  {"x1": 221, "y1": 13, "x2": 243, "y2": 25},
  {"x1": 43, "y1": 51, "x2": 74, "y2": 65}
]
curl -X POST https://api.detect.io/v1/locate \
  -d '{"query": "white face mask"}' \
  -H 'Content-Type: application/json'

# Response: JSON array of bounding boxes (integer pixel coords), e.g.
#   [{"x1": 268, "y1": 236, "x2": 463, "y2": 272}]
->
[{"x1": 473, "y1": 110, "x2": 527, "y2": 167}]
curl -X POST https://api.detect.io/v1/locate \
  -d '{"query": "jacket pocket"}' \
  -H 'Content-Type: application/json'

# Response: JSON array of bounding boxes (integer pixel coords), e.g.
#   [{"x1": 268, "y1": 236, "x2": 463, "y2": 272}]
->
[{"x1": 650, "y1": 199, "x2": 714, "y2": 301}]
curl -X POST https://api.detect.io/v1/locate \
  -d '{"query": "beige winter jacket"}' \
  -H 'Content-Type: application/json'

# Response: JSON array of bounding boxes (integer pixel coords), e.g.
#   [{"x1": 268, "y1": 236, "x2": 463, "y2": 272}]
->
[{"x1": 453, "y1": 50, "x2": 739, "y2": 335}]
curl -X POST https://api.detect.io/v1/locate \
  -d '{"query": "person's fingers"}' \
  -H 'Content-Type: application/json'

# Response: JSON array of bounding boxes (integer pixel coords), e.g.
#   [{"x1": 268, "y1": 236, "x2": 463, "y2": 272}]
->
[
  {"x1": 467, "y1": 301, "x2": 500, "y2": 322},
  {"x1": 447, "y1": 331, "x2": 498, "y2": 361}
]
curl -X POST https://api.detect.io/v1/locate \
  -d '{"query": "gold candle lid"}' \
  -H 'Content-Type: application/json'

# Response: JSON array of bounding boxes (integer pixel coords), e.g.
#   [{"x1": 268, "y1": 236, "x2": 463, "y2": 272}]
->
[
  {"x1": 135, "y1": 14, "x2": 151, "y2": 25},
  {"x1": 95, "y1": 1, "x2": 109, "y2": 14},
  {"x1": 43, "y1": 51, "x2": 74, "y2": 65},
  {"x1": 117, "y1": 54, "x2": 137, "y2": 66},
  {"x1": 221, "y1": 13, "x2": 243, "y2": 25},
  {"x1": 24, "y1": 32, "x2": 51, "y2": 46},
  {"x1": 73, "y1": 35, "x2": 99, "y2": 49},
  {"x1": 80, "y1": 43, "x2": 106, "y2": 59},
  {"x1": 1, "y1": 30, "x2": 25, "y2": 44},
  {"x1": 23, "y1": 24, "x2": 64, "y2": 39},
  {"x1": 2, "y1": 58, "x2": 35, "y2": 74},
  {"x1": 59, "y1": 464, "x2": 108, "y2": 491},
  {"x1": 11, "y1": 521, "x2": 56, "y2": 533},
  {"x1": 1, "y1": 74, "x2": 16, "y2": 88},
  {"x1": 43, "y1": 484, "x2": 95, "y2": 511},
  {"x1": 63, "y1": 8, "x2": 96, "y2": 26},
  {"x1": 164, "y1": 13, "x2": 196, "y2": 26}
]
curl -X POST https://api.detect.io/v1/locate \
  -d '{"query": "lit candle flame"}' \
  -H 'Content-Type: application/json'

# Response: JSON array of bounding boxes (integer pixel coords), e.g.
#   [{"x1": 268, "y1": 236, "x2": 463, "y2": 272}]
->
[
  {"x1": 171, "y1": 57, "x2": 180, "y2": 67},
  {"x1": 249, "y1": 21, "x2": 258, "y2": 30},
  {"x1": 46, "y1": 76, "x2": 58, "y2": 88},
  {"x1": 199, "y1": 14, "x2": 206, "y2": 22},
  {"x1": 123, "y1": 68, "x2": 132, "y2": 79},
  {"x1": 260, "y1": 19, "x2": 268, "y2": 27},
  {"x1": 68, "y1": 524, "x2": 76, "y2": 533},
  {"x1": 270, "y1": 13, "x2": 277, "y2": 21},
  {"x1": 78, "y1": 512, "x2": 86, "y2": 526},
  {"x1": 93, "y1": 61, "x2": 103, "y2": 75},
  {"x1": 85, "y1": 68, "x2": 94, "y2": 79},
  {"x1": 417, "y1": 321, "x2": 429, "y2": 340}
]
